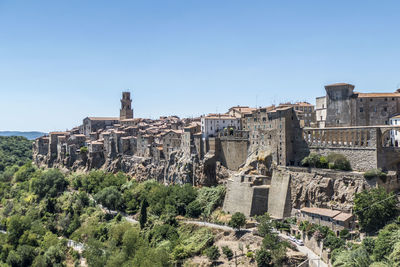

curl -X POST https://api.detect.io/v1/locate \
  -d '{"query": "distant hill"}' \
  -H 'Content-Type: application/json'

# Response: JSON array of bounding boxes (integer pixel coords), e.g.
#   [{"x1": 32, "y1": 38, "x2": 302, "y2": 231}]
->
[{"x1": 0, "y1": 131, "x2": 46, "y2": 140}]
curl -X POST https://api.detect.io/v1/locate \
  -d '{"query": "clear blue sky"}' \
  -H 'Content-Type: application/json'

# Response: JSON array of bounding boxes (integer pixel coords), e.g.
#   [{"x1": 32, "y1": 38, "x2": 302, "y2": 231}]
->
[{"x1": 1, "y1": 0, "x2": 400, "y2": 132}]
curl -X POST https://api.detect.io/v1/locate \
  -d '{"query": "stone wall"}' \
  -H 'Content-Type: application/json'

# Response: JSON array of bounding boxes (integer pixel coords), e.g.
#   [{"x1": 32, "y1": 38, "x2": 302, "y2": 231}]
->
[
  {"x1": 218, "y1": 137, "x2": 249, "y2": 171},
  {"x1": 267, "y1": 169, "x2": 292, "y2": 219},
  {"x1": 223, "y1": 175, "x2": 270, "y2": 217},
  {"x1": 309, "y1": 147, "x2": 377, "y2": 171}
]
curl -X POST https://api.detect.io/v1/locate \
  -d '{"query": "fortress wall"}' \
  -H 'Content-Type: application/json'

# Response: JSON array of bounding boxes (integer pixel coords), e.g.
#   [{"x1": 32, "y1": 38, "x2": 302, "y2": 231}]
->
[
  {"x1": 309, "y1": 147, "x2": 377, "y2": 171},
  {"x1": 250, "y1": 186, "x2": 270, "y2": 216},
  {"x1": 268, "y1": 169, "x2": 292, "y2": 219},
  {"x1": 223, "y1": 178, "x2": 255, "y2": 217},
  {"x1": 218, "y1": 138, "x2": 249, "y2": 171}
]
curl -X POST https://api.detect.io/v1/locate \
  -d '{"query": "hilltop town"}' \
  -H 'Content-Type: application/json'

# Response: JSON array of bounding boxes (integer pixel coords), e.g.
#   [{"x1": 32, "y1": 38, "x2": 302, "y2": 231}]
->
[{"x1": 31, "y1": 83, "x2": 400, "y2": 265}]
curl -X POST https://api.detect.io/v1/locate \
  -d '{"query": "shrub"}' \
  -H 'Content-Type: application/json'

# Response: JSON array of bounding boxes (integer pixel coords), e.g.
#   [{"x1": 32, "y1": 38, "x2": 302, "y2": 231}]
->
[
  {"x1": 324, "y1": 234, "x2": 345, "y2": 251},
  {"x1": 301, "y1": 153, "x2": 320, "y2": 168},
  {"x1": 80, "y1": 146, "x2": 88, "y2": 154},
  {"x1": 205, "y1": 246, "x2": 220, "y2": 261},
  {"x1": 327, "y1": 153, "x2": 351, "y2": 171},
  {"x1": 229, "y1": 212, "x2": 246, "y2": 230},
  {"x1": 364, "y1": 168, "x2": 387, "y2": 180},
  {"x1": 318, "y1": 156, "x2": 329, "y2": 168},
  {"x1": 186, "y1": 200, "x2": 202, "y2": 218},
  {"x1": 246, "y1": 251, "x2": 254, "y2": 259},
  {"x1": 255, "y1": 248, "x2": 272, "y2": 267},
  {"x1": 222, "y1": 246, "x2": 233, "y2": 259},
  {"x1": 339, "y1": 229, "x2": 349, "y2": 239}
]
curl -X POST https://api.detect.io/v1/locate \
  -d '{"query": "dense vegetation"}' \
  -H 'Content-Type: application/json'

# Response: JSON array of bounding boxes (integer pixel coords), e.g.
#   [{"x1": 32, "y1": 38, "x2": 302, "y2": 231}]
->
[
  {"x1": 255, "y1": 213, "x2": 290, "y2": 266},
  {"x1": 301, "y1": 153, "x2": 351, "y2": 171},
  {"x1": 331, "y1": 187, "x2": 400, "y2": 266},
  {"x1": 0, "y1": 136, "x2": 32, "y2": 172},
  {"x1": 0, "y1": 160, "x2": 226, "y2": 266}
]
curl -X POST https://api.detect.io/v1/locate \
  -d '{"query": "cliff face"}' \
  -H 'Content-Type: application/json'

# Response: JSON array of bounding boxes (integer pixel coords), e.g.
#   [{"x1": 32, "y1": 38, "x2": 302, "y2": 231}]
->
[
  {"x1": 34, "y1": 149, "x2": 231, "y2": 186},
  {"x1": 282, "y1": 167, "x2": 400, "y2": 212}
]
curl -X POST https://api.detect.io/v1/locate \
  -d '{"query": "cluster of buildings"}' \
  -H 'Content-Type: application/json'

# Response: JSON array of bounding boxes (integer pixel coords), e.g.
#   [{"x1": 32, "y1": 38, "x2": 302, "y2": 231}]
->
[{"x1": 34, "y1": 83, "x2": 400, "y2": 172}]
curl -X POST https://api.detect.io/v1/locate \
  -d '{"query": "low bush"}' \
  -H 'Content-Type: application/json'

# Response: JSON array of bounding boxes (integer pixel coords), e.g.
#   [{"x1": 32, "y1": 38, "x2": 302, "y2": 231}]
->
[
  {"x1": 364, "y1": 168, "x2": 387, "y2": 180},
  {"x1": 327, "y1": 153, "x2": 351, "y2": 171},
  {"x1": 205, "y1": 245, "x2": 220, "y2": 261},
  {"x1": 301, "y1": 153, "x2": 351, "y2": 171},
  {"x1": 222, "y1": 246, "x2": 233, "y2": 259}
]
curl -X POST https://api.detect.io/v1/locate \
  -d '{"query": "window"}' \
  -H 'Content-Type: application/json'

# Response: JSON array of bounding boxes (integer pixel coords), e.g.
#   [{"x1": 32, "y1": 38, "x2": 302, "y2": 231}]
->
[
  {"x1": 385, "y1": 98, "x2": 388, "y2": 101},
  {"x1": 360, "y1": 99, "x2": 363, "y2": 102},
  {"x1": 360, "y1": 107, "x2": 363, "y2": 112},
  {"x1": 384, "y1": 107, "x2": 387, "y2": 112},
  {"x1": 370, "y1": 98, "x2": 373, "y2": 101}
]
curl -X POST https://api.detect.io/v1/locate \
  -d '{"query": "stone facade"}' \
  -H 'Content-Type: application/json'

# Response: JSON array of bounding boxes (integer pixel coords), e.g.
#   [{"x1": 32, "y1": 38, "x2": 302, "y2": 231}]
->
[
  {"x1": 120, "y1": 91, "x2": 134, "y2": 120},
  {"x1": 320, "y1": 83, "x2": 400, "y2": 127},
  {"x1": 223, "y1": 174, "x2": 270, "y2": 217}
]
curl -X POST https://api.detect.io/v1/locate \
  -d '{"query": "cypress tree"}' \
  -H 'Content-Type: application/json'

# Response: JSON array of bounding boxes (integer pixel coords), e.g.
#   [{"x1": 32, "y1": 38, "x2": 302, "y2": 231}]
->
[{"x1": 139, "y1": 199, "x2": 148, "y2": 229}]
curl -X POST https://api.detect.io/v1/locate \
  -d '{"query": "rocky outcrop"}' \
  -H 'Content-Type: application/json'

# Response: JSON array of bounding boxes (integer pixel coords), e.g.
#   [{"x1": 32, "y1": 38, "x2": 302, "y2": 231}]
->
[
  {"x1": 282, "y1": 166, "x2": 400, "y2": 212},
  {"x1": 35, "y1": 149, "x2": 231, "y2": 186}
]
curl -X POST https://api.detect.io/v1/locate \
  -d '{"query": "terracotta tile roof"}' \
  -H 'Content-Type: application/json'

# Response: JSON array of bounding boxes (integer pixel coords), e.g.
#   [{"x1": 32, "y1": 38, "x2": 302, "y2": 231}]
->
[
  {"x1": 229, "y1": 106, "x2": 257, "y2": 114},
  {"x1": 300, "y1": 207, "x2": 341, "y2": 218},
  {"x1": 49, "y1": 132, "x2": 68, "y2": 135},
  {"x1": 87, "y1": 117, "x2": 119, "y2": 121},
  {"x1": 205, "y1": 114, "x2": 238, "y2": 119},
  {"x1": 355, "y1": 92, "x2": 400, "y2": 98},
  {"x1": 333, "y1": 212, "x2": 353, "y2": 222}
]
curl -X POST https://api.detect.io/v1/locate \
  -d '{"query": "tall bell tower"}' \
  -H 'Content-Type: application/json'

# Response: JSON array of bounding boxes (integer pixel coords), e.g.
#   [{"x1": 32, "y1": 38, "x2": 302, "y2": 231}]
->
[{"x1": 120, "y1": 91, "x2": 133, "y2": 120}]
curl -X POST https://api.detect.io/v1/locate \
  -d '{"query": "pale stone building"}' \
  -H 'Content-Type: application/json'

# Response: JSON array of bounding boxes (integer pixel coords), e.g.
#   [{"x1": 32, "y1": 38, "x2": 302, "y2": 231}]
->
[{"x1": 201, "y1": 114, "x2": 241, "y2": 139}]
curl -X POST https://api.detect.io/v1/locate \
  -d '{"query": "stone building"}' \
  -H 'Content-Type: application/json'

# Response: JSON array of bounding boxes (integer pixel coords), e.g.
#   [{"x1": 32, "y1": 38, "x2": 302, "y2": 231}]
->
[
  {"x1": 316, "y1": 96, "x2": 327, "y2": 128},
  {"x1": 389, "y1": 115, "x2": 400, "y2": 147},
  {"x1": 278, "y1": 102, "x2": 315, "y2": 127},
  {"x1": 182, "y1": 123, "x2": 202, "y2": 157},
  {"x1": 161, "y1": 130, "x2": 183, "y2": 158},
  {"x1": 82, "y1": 117, "x2": 119, "y2": 136},
  {"x1": 245, "y1": 106, "x2": 306, "y2": 166},
  {"x1": 120, "y1": 91, "x2": 134, "y2": 120},
  {"x1": 297, "y1": 207, "x2": 354, "y2": 235},
  {"x1": 201, "y1": 114, "x2": 241, "y2": 139},
  {"x1": 318, "y1": 83, "x2": 400, "y2": 127}
]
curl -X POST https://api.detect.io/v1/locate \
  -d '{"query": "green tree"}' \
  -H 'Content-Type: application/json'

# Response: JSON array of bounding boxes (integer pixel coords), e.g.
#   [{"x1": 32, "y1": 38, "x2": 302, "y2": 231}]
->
[
  {"x1": 389, "y1": 241, "x2": 400, "y2": 267},
  {"x1": 94, "y1": 186, "x2": 122, "y2": 211},
  {"x1": 186, "y1": 200, "x2": 202, "y2": 218},
  {"x1": 373, "y1": 224, "x2": 400, "y2": 261},
  {"x1": 256, "y1": 213, "x2": 273, "y2": 237},
  {"x1": 333, "y1": 247, "x2": 371, "y2": 267},
  {"x1": 31, "y1": 169, "x2": 67, "y2": 199},
  {"x1": 139, "y1": 199, "x2": 148, "y2": 229},
  {"x1": 229, "y1": 212, "x2": 246, "y2": 231},
  {"x1": 255, "y1": 248, "x2": 272, "y2": 267},
  {"x1": 122, "y1": 228, "x2": 143, "y2": 258},
  {"x1": 354, "y1": 187, "x2": 397, "y2": 233}
]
